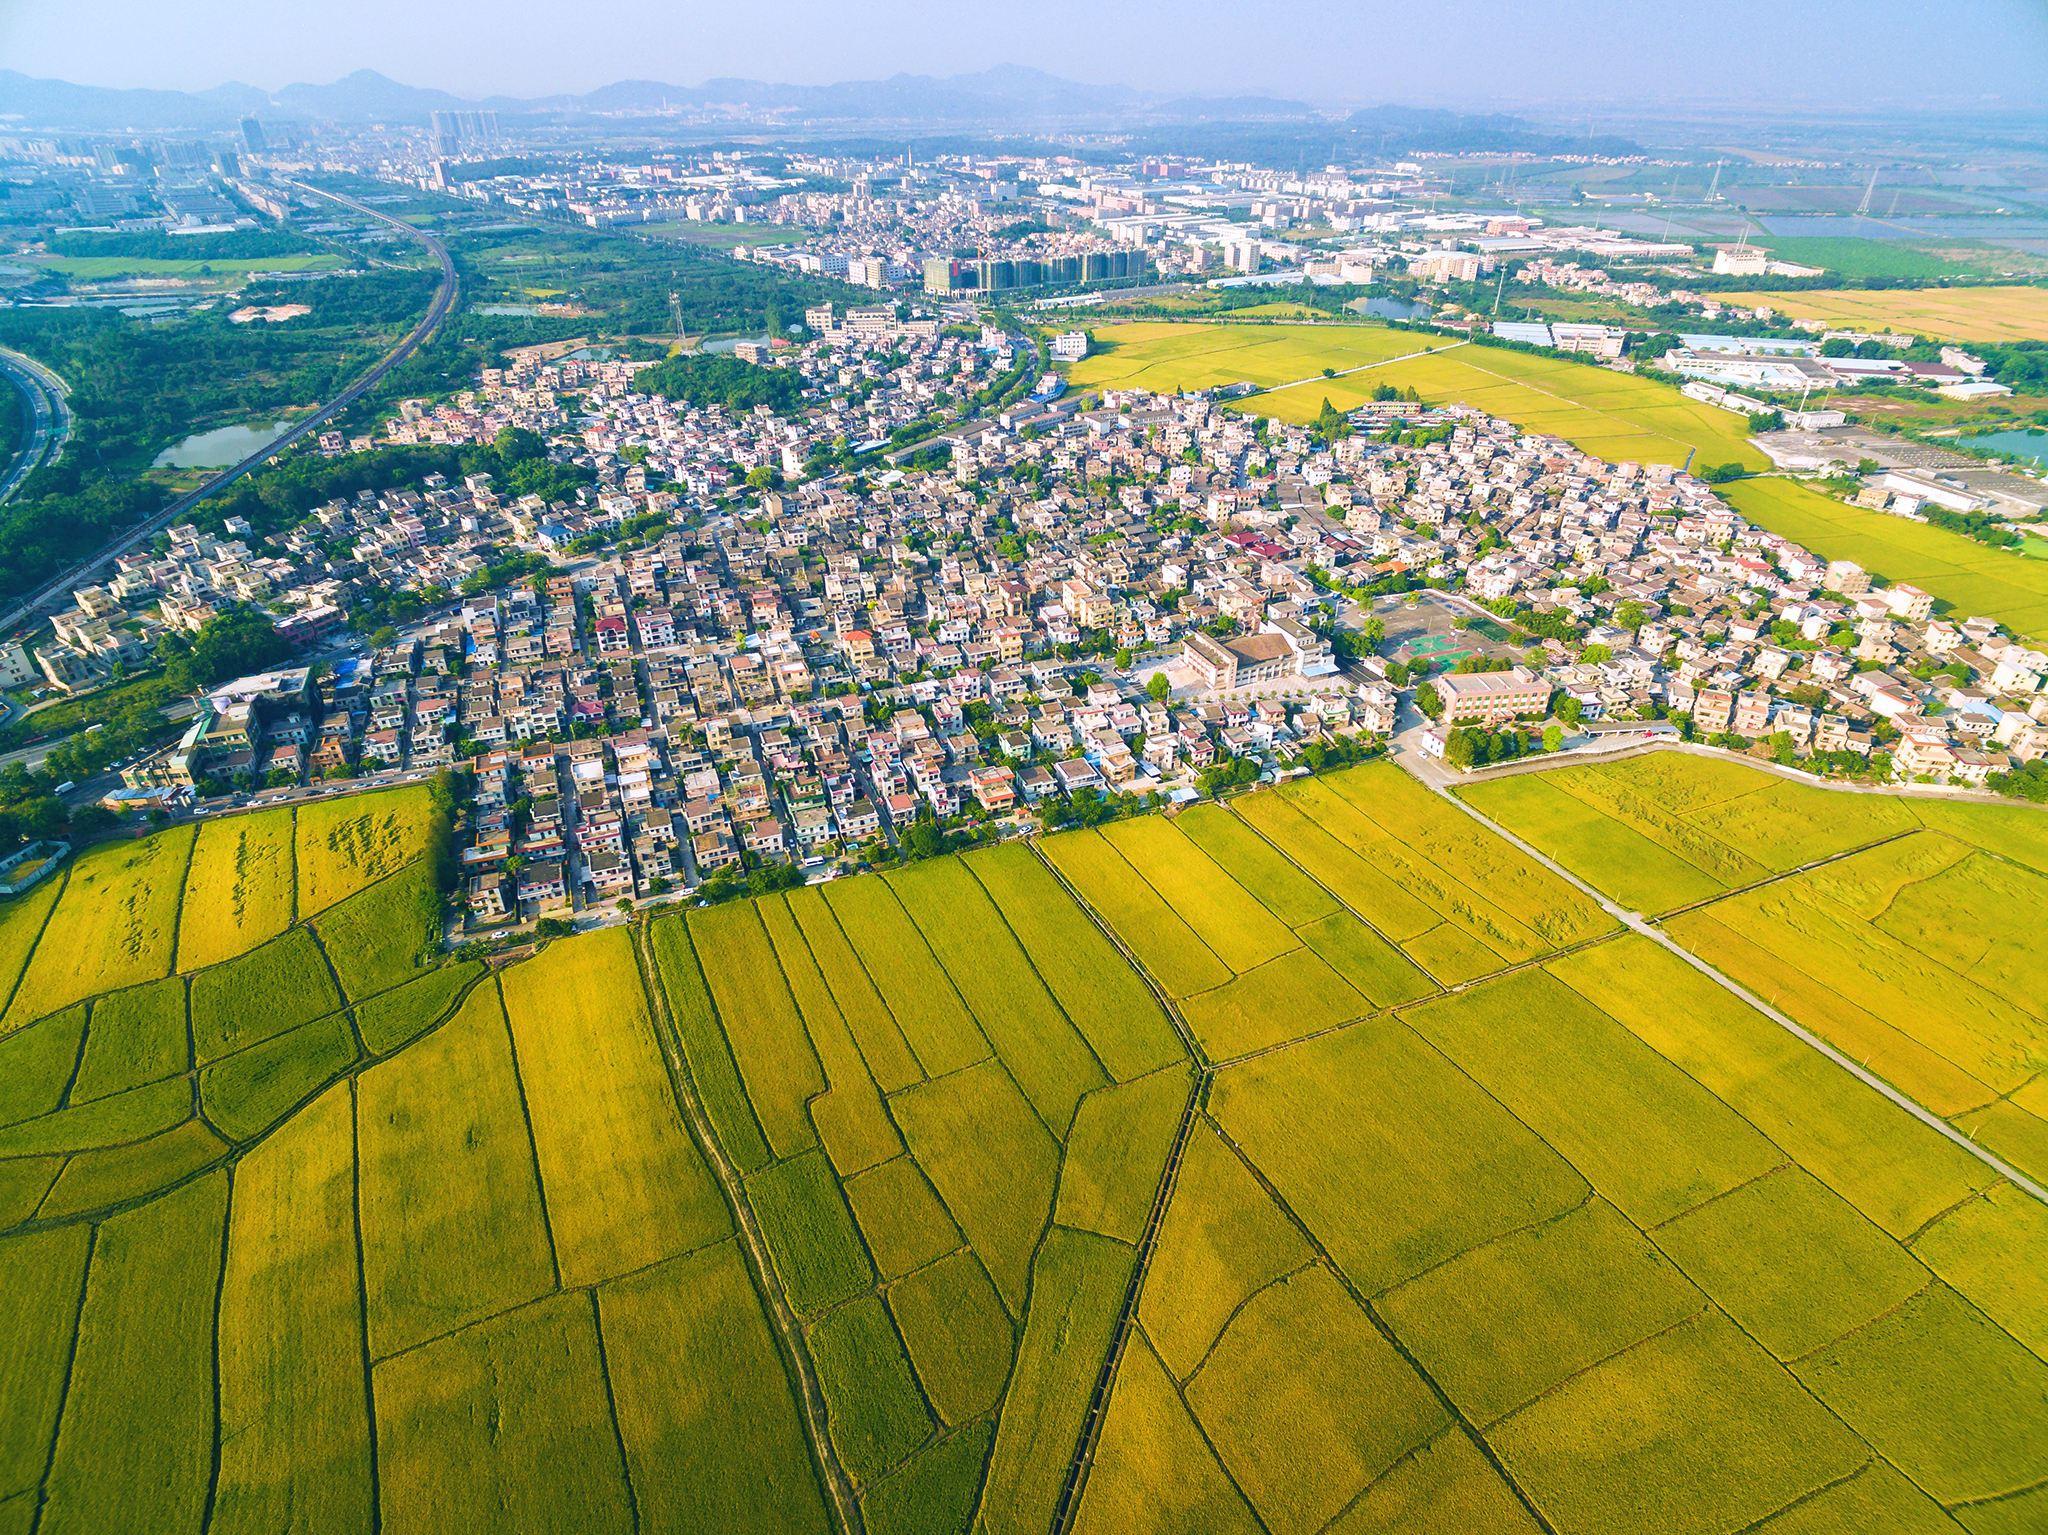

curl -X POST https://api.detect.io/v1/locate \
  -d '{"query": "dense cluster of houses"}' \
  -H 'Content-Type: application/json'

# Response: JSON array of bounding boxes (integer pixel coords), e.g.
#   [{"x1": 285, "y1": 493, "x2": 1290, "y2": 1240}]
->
[{"x1": 66, "y1": 304, "x2": 2044, "y2": 923}]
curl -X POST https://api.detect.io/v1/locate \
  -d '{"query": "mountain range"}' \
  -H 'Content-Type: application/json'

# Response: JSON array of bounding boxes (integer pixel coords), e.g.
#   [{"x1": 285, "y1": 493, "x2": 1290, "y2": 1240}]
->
[{"x1": 0, "y1": 64, "x2": 1317, "y2": 131}]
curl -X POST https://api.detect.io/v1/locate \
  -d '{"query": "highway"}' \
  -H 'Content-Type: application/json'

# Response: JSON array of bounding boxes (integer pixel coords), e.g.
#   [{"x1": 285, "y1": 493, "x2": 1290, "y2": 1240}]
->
[
  {"x1": 0, "y1": 344, "x2": 72, "y2": 504},
  {"x1": 0, "y1": 180, "x2": 458, "y2": 634}
]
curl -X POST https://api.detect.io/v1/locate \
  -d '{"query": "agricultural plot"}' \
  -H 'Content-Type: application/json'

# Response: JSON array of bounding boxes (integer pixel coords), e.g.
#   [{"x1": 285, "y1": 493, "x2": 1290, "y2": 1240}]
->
[
  {"x1": 1064, "y1": 319, "x2": 1766, "y2": 470},
  {"x1": 176, "y1": 809, "x2": 296, "y2": 970},
  {"x1": 1723, "y1": 283, "x2": 2048, "y2": 343},
  {"x1": 1458, "y1": 753, "x2": 2048, "y2": 1182},
  {"x1": 660, "y1": 854, "x2": 1195, "y2": 1533},
  {"x1": 9, "y1": 765, "x2": 2046, "y2": 1531},
  {"x1": 1725, "y1": 475, "x2": 2048, "y2": 639},
  {"x1": 4, "y1": 825, "x2": 193, "y2": 1028},
  {"x1": 295, "y1": 782, "x2": 441, "y2": 916}
]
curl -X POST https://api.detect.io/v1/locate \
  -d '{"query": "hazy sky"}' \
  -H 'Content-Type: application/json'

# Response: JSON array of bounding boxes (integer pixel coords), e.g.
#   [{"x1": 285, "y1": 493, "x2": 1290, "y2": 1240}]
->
[{"x1": 3, "y1": 0, "x2": 2044, "y2": 107}]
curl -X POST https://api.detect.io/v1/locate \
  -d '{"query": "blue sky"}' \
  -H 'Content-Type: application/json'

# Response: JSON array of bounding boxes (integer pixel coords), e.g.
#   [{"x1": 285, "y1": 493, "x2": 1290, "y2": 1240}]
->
[{"x1": 3, "y1": 0, "x2": 2043, "y2": 108}]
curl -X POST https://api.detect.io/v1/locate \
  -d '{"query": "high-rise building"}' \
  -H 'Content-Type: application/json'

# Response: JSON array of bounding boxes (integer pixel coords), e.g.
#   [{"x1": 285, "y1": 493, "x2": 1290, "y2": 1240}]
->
[{"x1": 238, "y1": 117, "x2": 267, "y2": 153}]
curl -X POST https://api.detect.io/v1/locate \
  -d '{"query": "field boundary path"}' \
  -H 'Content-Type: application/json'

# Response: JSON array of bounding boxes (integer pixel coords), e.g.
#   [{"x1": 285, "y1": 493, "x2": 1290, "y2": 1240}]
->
[
  {"x1": 0, "y1": 179, "x2": 458, "y2": 634},
  {"x1": 631, "y1": 921, "x2": 865, "y2": 1535},
  {"x1": 1389, "y1": 735, "x2": 2048, "y2": 1209},
  {"x1": 1031, "y1": 842, "x2": 1211, "y2": 1535},
  {"x1": 1251, "y1": 337, "x2": 1467, "y2": 400},
  {"x1": 0, "y1": 344, "x2": 72, "y2": 504}
]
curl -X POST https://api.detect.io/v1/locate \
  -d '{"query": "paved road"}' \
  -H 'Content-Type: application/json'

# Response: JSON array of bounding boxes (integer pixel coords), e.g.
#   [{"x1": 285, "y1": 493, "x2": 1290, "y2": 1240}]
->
[
  {"x1": 1389, "y1": 729, "x2": 2048, "y2": 1208},
  {"x1": 0, "y1": 181, "x2": 458, "y2": 635},
  {"x1": 0, "y1": 345, "x2": 71, "y2": 503},
  {"x1": 1255, "y1": 338, "x2": 1468, "y2": 400}
]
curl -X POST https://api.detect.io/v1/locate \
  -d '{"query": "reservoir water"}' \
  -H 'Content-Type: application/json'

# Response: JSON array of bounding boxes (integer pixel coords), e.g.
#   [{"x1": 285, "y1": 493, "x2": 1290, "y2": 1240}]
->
[
  {"x1": 1964, "y1": 429, "x2": 2048, "y2": 468},
  {"x1": 154, "y1": 419, "x2": 295, "y2": 470}
]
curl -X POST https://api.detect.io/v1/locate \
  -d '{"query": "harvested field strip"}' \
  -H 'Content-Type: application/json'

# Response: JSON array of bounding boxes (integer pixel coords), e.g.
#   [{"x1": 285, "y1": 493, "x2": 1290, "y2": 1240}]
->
[
  {"x1": 759, "y1": 895, "x2": 900, "y2": 1177},
  {"x1": 177, "y1": 809, "x2": 295, "y2": 971},
  {"x1": 39, "y1": 1172, "x2": 226, "y2": 1534},
  {"x1": 1039, "y1": 827, "x2": 1232, "y2": 998},
  {"x1": 356, "y1": 983, "x2": 555, "y2": 1358},
  {"x1": 213, "y1": 1083, "x2": 372, "y2": 1535},
  {"x1": 648, "y1": 912, "x2": 772, "y2": 1174},
  {"x1": 968, "y1": 843, "x2": 1182, "y2": 1082},
  {"x1": 822, "y1": 876, "x2": 990, "y2": 1075},
  {"x1": 785, "y1": 884, "x2": 924, "y2": 1093},
  {"x1": 889, "y1": 856, "x2": 1105, "y2": 1136},
  {"x1": 6, "y1": 824, "x2": 194, "y2": 1028},
  {"x1": 501, "y1": 928, "x2": 729, "y2": 1285},
  {"x1": 1099, "y1": 815, "x2": 1298, "y2": 974},
  {"x1": 690, "y1": 901, "x2": 826, "y2": 1160}
]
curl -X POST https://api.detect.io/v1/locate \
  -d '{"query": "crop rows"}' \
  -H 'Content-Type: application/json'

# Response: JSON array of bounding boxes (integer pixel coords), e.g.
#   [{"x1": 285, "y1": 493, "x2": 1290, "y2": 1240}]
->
[
  {"x1": 1043, "y1": 762, "x2": 1611, "y2": 1063},
  {"x1": 652, "y1": 841, "x2": 1195, "y2": 1535},
  {"x1": 0, "y1": 790, "x2": 830, "y2": 1533}
]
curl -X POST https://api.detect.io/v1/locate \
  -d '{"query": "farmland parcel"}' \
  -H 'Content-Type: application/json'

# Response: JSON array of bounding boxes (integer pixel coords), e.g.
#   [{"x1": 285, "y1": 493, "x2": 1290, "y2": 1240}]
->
[{"x1": 0, "y1": 760, "x2": 2041, "y2": 1531}]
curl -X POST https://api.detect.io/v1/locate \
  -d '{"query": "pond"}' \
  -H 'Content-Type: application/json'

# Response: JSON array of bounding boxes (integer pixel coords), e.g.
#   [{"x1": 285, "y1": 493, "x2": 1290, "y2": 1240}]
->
[
  {"x1": 153, "y1": 419, "x2": 295, "y2": 470},
  {"x1": 1963, "y1": 429, "x2": 2048, "y2": 468},
  {"x1": 1347, "y1": 295, "x2": 1433, "y2": 322}
]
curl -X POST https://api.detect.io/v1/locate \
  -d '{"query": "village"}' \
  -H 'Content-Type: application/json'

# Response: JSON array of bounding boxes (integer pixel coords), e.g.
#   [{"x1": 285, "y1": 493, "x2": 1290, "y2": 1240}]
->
[{"x1": 9, "y1": 296, "x2": 2038, "y2": 931}]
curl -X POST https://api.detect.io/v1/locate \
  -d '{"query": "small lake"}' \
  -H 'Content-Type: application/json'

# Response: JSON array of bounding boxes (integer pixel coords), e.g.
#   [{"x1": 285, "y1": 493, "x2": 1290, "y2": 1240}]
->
[
  {"x1": 1348, "y1": 295, "x2": 1432, "y2": 322},
  {"x1": 154, "y1": 420, "x2": 295, "y2": 470},
  {"x1": 1964, "y1": 429, "x2": 2048, "y2": 468}
]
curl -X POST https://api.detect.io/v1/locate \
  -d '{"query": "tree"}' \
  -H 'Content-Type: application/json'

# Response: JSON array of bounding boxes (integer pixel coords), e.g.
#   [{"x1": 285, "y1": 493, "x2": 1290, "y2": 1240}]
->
[
  {"x1": 157, "y1": 606, "x2": 293, "y2": 694},
  {"x1": 1542, "y1": 723, "x2": 1563, "y2": 752},
  {"x1": 1146, "y1": 672, "x2": 1171, "y2": 703},
  {"x1": 1556, "y1": 695, "x2": 1584, "y2": 726},
  {"x1": 1414, "y1": 682, "x2": 1443, "y2": 720}
]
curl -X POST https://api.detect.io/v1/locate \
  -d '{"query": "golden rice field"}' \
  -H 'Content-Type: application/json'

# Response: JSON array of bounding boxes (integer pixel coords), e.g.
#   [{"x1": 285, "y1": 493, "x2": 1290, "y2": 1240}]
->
[
  {"x1": 1, "y1": 760, "x2": 2043, "y2": 1532},
  {"x1": 1463, "y1": 750, "x2": 2048, "y2": 1189},
  {"x1": 1063, "y1": 320, "x2": 1769, "y2": 471},
  {"x1": 1723, "y1": 283, "x2": 2048, "y2": 343},
  {"x1": 1723, "y1": 476, "x2": 2048, "y2": 641}
]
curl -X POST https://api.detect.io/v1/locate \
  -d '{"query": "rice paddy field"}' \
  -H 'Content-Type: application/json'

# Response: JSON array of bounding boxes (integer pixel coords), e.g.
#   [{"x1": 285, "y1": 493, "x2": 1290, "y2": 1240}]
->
[
  {"x1": 1725, "y1": 476, "x2": 2048, "y2": 640},
  {"x1": 2, "y1": 760, "x2": 2044, "y2": 1532},
  {"x1": 1722, "y1": 283, "x2": 2048, "y2": 343},
  {"x1": 1461, "y1": 749, "x2": 2048, "y2": 1183},
  {"x1": 1063, "y1": 319, "x2": 1769, "y2": 471}
]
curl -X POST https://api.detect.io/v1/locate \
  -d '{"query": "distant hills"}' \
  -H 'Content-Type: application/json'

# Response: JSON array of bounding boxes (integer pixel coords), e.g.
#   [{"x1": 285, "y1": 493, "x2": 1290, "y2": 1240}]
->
[{"x1": 0, "y1": 64, "x2": 1636, "y2": 155}]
